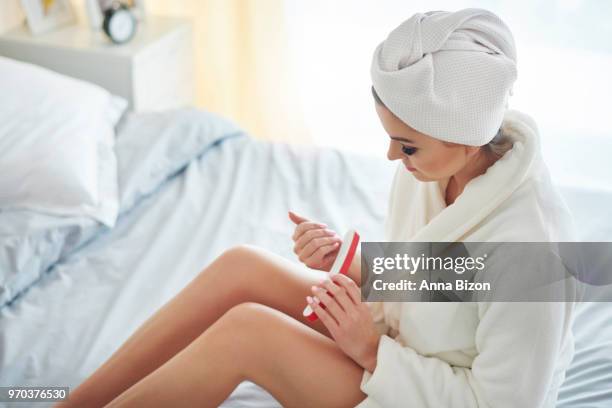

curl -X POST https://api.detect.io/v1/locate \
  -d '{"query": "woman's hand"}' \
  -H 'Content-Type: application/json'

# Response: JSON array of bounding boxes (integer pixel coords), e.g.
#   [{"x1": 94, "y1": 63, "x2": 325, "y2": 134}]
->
[
  {"x1": 288, "y1": 210, "x2": 342, "y2": 272},
  {"x1": 307, "y1": 274, "x2": 381, "y2": 372}
]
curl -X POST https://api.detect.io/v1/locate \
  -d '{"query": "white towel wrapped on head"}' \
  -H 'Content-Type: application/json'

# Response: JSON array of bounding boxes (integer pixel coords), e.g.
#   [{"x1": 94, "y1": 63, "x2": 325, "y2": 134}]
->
[{"x1": 371, "y1": 8, "x2": 517, "y2": 146}]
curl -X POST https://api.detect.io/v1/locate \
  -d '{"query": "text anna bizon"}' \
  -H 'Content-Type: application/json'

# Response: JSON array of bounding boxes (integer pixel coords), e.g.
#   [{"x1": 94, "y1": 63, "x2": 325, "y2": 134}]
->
[{"x1": 372, "y1": 279, "x2": 491, "y2": 292}]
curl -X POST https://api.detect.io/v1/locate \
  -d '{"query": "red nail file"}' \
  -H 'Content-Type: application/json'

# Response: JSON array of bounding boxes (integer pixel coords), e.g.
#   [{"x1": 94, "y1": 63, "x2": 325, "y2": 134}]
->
[{"x1": 303, "y1": 229, "x2": 360, "y2": 322}]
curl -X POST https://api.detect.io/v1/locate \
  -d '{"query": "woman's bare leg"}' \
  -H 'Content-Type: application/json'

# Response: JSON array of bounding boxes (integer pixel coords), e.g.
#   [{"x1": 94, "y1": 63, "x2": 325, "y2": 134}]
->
[
  {"x1": 105, "y1": 302, "x2": 367, "y2": 408},
  {"x1": 58, "y1": 245, "x2": 337, "y2": 407}
]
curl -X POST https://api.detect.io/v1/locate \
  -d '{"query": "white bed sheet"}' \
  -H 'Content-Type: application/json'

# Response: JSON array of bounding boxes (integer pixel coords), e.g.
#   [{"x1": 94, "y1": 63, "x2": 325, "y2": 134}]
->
[{"x1": 0, "y1": 134, "x2": 395, "y2": 407}]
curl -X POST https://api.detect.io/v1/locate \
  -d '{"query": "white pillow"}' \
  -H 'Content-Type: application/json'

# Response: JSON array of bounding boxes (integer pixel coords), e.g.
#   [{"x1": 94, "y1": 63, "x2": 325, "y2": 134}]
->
[{"x1": 0, "y1": 56, "x2": 126, "y2": 226}]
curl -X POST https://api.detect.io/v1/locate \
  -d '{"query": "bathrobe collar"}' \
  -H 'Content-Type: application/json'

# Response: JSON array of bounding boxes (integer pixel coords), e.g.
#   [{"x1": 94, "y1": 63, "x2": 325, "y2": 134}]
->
[{"x1": 387, "y1": 109, "x2": 542, "y2": 242}]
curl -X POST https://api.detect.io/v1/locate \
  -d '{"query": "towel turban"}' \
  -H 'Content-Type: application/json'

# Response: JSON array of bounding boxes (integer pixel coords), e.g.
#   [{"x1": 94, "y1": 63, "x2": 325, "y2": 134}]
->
[{"x1": 371, "y1": 8, "x2": 517, "y2": 146}]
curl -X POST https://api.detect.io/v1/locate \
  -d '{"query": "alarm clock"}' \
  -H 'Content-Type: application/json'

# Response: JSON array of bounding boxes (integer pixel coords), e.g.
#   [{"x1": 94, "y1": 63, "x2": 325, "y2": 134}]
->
[{"x1": 102, "y1": 2, "x2": 137, "y2": 44}]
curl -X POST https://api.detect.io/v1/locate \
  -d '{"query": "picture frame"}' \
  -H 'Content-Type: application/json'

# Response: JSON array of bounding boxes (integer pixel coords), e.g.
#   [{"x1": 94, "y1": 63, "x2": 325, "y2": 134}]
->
[
  {"x1": 85, "y1": 0, "x2": 147, "y2": 30},
  {"x1": 20, "y1": 0, "x2": 75, "y2": 35}
]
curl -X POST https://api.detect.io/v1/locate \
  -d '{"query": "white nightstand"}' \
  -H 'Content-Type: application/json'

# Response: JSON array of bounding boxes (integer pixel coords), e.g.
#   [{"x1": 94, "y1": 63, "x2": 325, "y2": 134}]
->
[{"x1": 0, "y1": 16, "x2": 195, "y2": 112}]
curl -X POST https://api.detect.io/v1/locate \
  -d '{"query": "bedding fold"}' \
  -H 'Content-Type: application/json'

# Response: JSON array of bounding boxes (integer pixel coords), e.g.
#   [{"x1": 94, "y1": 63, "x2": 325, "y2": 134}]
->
[{"x1": 0, "y1": 109, "x2": 246, "y2": 309}]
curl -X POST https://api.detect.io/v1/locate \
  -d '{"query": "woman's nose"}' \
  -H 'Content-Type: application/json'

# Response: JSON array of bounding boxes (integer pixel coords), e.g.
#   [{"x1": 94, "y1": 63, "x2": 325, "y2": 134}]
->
[{"x1": 387, "y1": 141, "x2": 402, "y2": 161}]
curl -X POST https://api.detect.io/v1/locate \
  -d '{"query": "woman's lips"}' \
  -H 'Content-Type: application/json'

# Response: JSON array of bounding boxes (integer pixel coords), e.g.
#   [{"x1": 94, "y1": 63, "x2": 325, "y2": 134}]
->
[{"x1": 404, "y1": 164, "x2": 416, "y2": 172}]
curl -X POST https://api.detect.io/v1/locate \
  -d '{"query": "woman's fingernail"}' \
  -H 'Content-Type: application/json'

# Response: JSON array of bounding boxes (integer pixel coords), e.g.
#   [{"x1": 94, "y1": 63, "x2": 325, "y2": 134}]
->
[{"x1": 306, "y1": 296, "x2": 313, "y2": 303}]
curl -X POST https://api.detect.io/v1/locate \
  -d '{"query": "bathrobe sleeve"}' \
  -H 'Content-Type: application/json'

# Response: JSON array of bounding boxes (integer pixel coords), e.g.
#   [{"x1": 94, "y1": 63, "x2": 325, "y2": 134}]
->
[{"x1": 358, "y1": 301, "x2": 573, "y2": 408}]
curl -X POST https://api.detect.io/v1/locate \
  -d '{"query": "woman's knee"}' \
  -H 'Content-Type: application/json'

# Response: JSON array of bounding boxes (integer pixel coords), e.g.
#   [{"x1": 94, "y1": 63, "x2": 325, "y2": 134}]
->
[
  {"x1": 223, "y1": 243, "x2": 262, "y2": 258},
  {"x1": 213, "y1": 245, "x2": 297, "y2": 292},
  {"x1": 200, "y1": 302, "x2": 282, "y2": 378},
  {"x1": 198, "y1": 245, "x2": 265, "y2": 285},
  {"x1": 217, "y1": 244, "x2": 259, "y2": 267},
  {"x1": 197, "y1": 245, "x2": 318, "y2": 315},
  {"x1": 223, "y1": 301, "x2": 277, "y2": 327},
  {"x1": 210, "y1": 302, "x2": 279, "y2": 351},
  {"x1": 221, "y1": 302, "x2": 295, "y2": 342},
  {"x1": 217, "y1": 244, "x2": 271, "y2": 275}
]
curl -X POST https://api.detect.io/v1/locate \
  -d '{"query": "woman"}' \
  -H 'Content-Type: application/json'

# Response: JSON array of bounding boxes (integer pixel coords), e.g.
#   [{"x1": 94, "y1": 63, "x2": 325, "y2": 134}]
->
[{"x1": 58, "y1": 8, "x2": 575, "y2": 408}]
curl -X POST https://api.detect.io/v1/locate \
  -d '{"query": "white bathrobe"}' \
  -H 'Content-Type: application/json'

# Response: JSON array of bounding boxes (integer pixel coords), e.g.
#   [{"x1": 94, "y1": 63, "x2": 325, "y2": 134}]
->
[{"x1": 355, "y1": 110, "x2": 577, "y2": 408}]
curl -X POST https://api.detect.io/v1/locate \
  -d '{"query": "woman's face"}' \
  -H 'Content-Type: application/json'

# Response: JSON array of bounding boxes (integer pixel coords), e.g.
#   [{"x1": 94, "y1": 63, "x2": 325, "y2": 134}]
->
[{"x1": 375, "y1": 103, "x2": 478, "y2": 182}]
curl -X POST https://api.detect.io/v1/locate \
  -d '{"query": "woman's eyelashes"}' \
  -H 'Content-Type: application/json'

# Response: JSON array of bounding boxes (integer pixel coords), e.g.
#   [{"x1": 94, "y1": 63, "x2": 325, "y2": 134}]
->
[{"x1": 401, "y1": 145, "x2": 417, "y2": 156}]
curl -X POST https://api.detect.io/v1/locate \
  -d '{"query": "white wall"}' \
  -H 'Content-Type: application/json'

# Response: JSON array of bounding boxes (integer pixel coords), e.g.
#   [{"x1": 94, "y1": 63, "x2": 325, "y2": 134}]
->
[
  {"x1": 284, "y1": 0, "x2": 612, "y2": 191},
  {"x1": 0, "y1": 0, "x2": 25, "y2": 33}
]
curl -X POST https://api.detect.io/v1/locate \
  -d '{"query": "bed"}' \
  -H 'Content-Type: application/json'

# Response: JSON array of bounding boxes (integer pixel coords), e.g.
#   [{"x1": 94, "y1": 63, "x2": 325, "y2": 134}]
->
[
  {"x1": 1, "y1": 60, "x2": 611, "y2": 408},
  {"x1": 0, "y1": 106, "x2": 395, "y2": 407}
]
